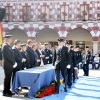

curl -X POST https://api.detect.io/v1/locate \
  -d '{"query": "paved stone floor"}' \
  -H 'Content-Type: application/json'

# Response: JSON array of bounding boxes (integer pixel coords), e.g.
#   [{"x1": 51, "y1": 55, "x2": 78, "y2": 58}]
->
[{"x1": 0, "y1": 66, "x2": 100, "y2": 100}]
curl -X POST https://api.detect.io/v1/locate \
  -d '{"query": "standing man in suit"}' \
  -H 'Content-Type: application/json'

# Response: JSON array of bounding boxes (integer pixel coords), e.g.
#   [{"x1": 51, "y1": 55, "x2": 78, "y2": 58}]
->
[
  {"x1": 26, "y1": 39, "x2": 35, "y2": 68},
  {"x1": 41, "y1": 45, "x2": 49, "y2": 65},
  {"x1": 20, "y1": 43, "x2": 30, "y2": 69},
  {"x1": 32, "y1": 44, "x2": 41, "y2": 67},
  {"x1": 85, "y1": 46, "x2": 91, "y2": 76},
  {"x1": 2, "y1": 35, "x2": 16, "y2": 97},
  {"x1": 44, "y1": 43, "x2": 50, "y2": 64},
  {"x1": 48, "y1": 43, "x2": 53, "y2": 64},
  {"x1": 35, "y1": 42, "x2": 43, "y2": 66},
  {"x1": 12, "y1": 40, "x2": 26, "y2": 82},
  {"x1": 53, "y1": 38, "x2": 71, "y2": 94}
]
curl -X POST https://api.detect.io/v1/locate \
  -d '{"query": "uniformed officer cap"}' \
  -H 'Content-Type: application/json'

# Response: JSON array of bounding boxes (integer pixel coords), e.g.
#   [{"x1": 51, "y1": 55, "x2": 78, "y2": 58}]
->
[
  {"x1": 4, "y1": 35, "x2": 12, "y2": 38},
  {"x1": 21, "y1": 43, "x2": 27, "y2": 47},
  {"x1": 66, "y1": 41, "x2": 72, "y2": 45},
  {"x1": 58, "y1": 38, "x2": 64, "y2": 42},
  {"x1": 71, "y1": 46, "x2": 74, "y2": 48},
  {"x1": 86, "y1": 46, "x2": 89, "y2": 48}
]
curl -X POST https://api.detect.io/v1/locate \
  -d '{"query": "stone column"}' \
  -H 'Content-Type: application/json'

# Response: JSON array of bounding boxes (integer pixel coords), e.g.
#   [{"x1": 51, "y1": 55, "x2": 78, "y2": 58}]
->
[
  {"x1": 29, "y1": 37, "x2": 36, "y2": 42},
  {"x1": 92, "y1": 41, "x2": 99, "y2": 55}
]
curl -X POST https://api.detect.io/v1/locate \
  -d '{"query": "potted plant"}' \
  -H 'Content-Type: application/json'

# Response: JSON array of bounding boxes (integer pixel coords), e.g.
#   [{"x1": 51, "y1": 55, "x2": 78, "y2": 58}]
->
[
  {"x1": 62, "y1": 12, "x2": 67, "y2": 16},
  {"x1": 82, "y1": 10, "x2": 87, "y2": 15}
]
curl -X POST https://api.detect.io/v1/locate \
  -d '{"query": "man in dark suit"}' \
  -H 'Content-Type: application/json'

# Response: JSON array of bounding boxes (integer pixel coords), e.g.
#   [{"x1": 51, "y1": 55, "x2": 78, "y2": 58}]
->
[
  {"x1": 26, "y1": 39, "x2": 35, "y2": 68},
  {"x1": 66, "y1": 42, "x2": 76, "y2": 88},
  {"x1": 41, "y1": 45, "x2": 49, "y2": 65},
  {"x1": 85, "y1": 46, "x2": 91, "y2": 76},
  {"x1": 2, "y1": 35, "x2": 15, "y2": 97},
  {"x1": 48, "y1": 43, "x2": 53, "y2": 64},
  {"x1": 35, "y1": 42, "x2": 43, "y2": 66},
  {"x1": 53, "y1": 38, "x2": 71, "y2": 94},
  {"x1": 12, "y1": 40, "x2": 26, "y2": 82},
  {"x1": 44, "y1": 43, "x2": 50, "y2": 64},
  {"x1": 32, "y1": 44, "x2": 41, "y2": 67},
  {"x1": 20, "y1": 43, "x2": 30, "y2": 69}
]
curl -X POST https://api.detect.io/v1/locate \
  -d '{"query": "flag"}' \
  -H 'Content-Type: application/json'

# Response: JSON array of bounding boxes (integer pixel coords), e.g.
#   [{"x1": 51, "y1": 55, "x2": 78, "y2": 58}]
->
[{"x1": 0, "y1": 22, "x2": 3, "y2": 45}]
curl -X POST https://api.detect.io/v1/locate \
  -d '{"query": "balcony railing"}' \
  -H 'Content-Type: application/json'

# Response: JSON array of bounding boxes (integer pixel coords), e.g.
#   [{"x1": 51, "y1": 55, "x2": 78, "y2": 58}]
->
[{"x1": 0, "y1": 0, "x2": 99, "y2": 3}]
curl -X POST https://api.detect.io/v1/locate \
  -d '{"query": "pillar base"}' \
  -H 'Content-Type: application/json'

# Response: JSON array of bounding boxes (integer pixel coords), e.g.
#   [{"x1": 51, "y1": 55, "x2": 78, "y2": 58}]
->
[{"x1": 92, "y1": 41, "x2": 99, "y2": 55}]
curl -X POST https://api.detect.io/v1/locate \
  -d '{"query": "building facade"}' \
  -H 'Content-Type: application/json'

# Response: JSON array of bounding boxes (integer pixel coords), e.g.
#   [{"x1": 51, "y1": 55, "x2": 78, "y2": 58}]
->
[{"x1": 0, "y1": 0, "x2": 100, "y2": 54}]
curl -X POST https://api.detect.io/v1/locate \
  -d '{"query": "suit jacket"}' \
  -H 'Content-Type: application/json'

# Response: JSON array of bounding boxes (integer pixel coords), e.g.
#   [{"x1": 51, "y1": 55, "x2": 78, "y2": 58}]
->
[
  {"x1": 69, "y1": 50, "x2": 77, "y2": 68},
  {"x1": 35, "y1": 49, "x2": 41, "y2": 65},
  {"x1": 33, "y1": 50, "x2": 40, "y2": 67},
  {"x1": 12, "y1": 46, "x2": 23, "y2": 70},
  {"x1": 26, "y1": 46, "x2": 35, "y2": 68},
  {"x1": 86, "y1": 50, "x2": 91, "y2": 63},
  {"x1": 74, "y1": 51, "x2": 79, "y2": 65},
  {"x1": 2, "y1": 43, "x2": 15, "y2": 70},
  {"x1": 41, "y1": 50, "x2": 47, "y2": 65},
  {"x1": 49, "y1": 49, "x2": 53, "y2": 64},
  {"x1": 53, "y1": 46, "x2": 71, "y2": 70},
  {"x1": 20, "y1": 50, "x2": 30, "y2": 69},
  {"x1": 45, "y1": 48, "x2": 50, "y2": 64},
  {"x1": 78, "y1": 51, "x2": 82, "y2": 63}
]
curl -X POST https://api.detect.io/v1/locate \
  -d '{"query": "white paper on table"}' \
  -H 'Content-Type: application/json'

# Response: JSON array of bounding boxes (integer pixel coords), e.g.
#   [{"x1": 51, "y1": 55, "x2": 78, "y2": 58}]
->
[{"x1": 13, "y1": 62, "x2": 17, "y2": 68}]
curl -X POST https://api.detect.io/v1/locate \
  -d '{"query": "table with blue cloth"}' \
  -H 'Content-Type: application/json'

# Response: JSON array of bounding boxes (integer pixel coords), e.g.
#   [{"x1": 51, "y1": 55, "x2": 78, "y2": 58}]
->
[{"x1": 12, "y1": 64, "x2": 55, "y2": 98}]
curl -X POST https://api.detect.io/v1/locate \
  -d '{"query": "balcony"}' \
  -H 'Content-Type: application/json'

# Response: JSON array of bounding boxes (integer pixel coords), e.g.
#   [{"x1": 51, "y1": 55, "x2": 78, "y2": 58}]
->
[{"x1": 0, "y1": 0, "x2": 99, "y2": 3}]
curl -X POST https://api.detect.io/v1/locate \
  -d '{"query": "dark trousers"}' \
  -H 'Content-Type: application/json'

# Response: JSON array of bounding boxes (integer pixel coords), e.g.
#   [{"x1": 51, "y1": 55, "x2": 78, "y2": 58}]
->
[
  {"x1": 83, "y1": 64, "x2": 86, "y2": 76},
  {"x1": 55, "y1": 68, "x2": 67, "y2": 92},
  {"x1": 85, "y1": 63, "x2": 89, "y2": 76},
  {"x1": 73, "y1": 68, "x2": 76, "y2": 82},
  {"x1": 3, "y1": 69, "x2": 13, "y2": 94},
  {"x1": 67, "y1": 68, "x2": 73, "y2": 86}
]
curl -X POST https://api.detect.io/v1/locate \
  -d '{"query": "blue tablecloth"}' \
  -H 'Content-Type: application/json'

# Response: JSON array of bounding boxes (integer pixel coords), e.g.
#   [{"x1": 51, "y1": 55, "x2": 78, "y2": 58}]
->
[{"x1": 12, "y1": 64, "x2": 55, "y2": 98}]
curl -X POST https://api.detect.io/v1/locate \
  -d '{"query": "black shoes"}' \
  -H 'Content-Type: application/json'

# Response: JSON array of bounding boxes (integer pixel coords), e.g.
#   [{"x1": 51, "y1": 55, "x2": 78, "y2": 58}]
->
[
  {"x1": 3, "y1": 93, "x2": 12, "y2": 97},
  {"x1": 64, "y1": 88, "x2": 67, "y2": 92},
  {"x1": 68, "y1": 85, "x2": 71, "y2": 88}
]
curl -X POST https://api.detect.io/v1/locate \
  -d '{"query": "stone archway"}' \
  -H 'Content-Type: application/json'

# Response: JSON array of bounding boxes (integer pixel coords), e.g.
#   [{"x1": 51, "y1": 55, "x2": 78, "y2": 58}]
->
[
  {"x1": 66, "y1": 28, "x2": 92, "y2": 50},
  {"x1": 7, "y1": 28, "x2": 28, "y2": 42},
  {"x1": 36, "y1": 28, "x2": 59, "y2": 45}
]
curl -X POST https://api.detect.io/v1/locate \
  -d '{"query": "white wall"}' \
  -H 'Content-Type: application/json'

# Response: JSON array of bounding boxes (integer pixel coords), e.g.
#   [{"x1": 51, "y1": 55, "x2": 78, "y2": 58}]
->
[{"x1": 66, "y1": 28, "x2": 92, "y2": 41}]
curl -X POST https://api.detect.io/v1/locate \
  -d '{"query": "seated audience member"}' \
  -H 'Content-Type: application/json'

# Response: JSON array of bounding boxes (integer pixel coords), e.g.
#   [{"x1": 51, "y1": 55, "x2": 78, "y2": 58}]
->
[
  {"x1": 93, "y1": 54, "x2": 100, "y2": 69},
  {"x1": 32, "y1": 44, "x2": 41, "y2": 67}
]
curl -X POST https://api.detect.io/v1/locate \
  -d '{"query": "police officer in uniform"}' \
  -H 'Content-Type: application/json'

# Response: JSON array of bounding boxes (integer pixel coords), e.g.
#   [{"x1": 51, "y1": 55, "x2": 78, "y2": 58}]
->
[
  {"x1": 2, "y1": 35, "x2": 16, "y2": 97},
  {"x1": 20, "y1": 43, "x2": 30, "y2": 69},
  {"x1": 85, "y1": 46, "x2": 91, "y2": 76},
  {"x1": 66, "y1": 41, "x2": 76, "y2": 88},
  {"x1": 53, "y1": 38, "x2": 71, "y2": 94}
]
